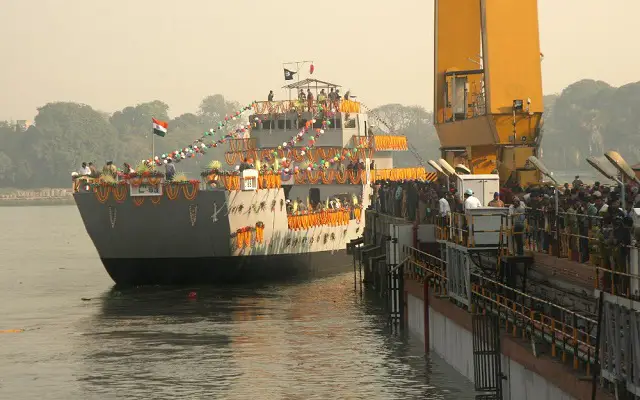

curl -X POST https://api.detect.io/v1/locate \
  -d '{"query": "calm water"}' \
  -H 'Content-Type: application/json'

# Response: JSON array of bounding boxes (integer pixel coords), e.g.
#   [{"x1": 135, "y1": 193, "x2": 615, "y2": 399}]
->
[{"x1": 0, "y1": 206, "x2": 475, "y2": 399}]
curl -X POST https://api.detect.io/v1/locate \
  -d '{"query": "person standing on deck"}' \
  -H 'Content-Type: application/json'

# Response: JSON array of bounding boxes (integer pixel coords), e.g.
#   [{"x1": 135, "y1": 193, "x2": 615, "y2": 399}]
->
[
  {"x1": 88, "y1": 162, "x2": 98, "y2": 177},
  {"x1": 267, "y1": 90, "x2": 274, "y2": 101},
  {"x1": 165, "y1": 159, "x2": 176, "y2": 181},
  {"x1": 78, "y1": 162, "x2": 91, "y2": 176},
  {"x1": 306, "y1": 89, "x2": 314, "y2": 112},
  {"x1": 102, "y1": 161, "x2": 117, "y2": 178}
]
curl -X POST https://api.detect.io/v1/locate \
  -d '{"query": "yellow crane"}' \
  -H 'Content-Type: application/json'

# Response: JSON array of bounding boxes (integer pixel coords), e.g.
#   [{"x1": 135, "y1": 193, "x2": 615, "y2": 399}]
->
[{"x1": 433, "y1": 0, "x2": 544, "y2": 187}]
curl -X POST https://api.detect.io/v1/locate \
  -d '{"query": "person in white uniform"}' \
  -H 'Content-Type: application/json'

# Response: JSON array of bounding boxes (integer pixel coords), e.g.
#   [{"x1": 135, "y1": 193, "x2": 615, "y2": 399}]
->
[{"x1": 463, "y1": 189, "x2": 482, "y2": 211}]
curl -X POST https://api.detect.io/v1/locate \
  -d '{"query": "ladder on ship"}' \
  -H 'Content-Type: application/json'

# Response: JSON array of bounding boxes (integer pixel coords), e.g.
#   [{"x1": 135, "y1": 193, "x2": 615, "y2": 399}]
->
[{"x1": 408, "y1": 143, "x2": 425, "y2": 167}]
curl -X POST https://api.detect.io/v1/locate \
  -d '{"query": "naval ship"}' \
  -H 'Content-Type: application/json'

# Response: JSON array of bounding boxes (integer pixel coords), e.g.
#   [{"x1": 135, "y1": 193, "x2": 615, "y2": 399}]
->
[{"x1": 72, "y1": 78, "x2": 435, "y2": 285}]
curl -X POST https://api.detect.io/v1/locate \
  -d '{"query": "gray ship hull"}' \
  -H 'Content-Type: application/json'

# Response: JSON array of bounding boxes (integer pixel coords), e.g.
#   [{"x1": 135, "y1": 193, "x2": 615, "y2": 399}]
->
[
  {"x1": 74, "y1": 185, "x2": 366, "y2": 286},
  {"x1": 101, "y1": 250, "x2": 350, "y2": 285}
]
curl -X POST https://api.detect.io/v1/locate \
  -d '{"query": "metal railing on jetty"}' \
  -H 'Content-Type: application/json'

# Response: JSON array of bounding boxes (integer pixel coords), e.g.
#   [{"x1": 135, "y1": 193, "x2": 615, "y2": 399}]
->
[
  {"x1": 405, "y1": 246, "x2": 598, "y2": 374},
  {"x1": 351, "y1": 206, "x2": 640, "y2": 398}
]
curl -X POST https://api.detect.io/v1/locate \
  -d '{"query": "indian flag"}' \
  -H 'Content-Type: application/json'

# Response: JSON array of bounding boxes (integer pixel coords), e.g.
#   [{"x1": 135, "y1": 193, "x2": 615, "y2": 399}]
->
[{"x1": 152, "y1": 118, "x2": 168, "y2": 137}]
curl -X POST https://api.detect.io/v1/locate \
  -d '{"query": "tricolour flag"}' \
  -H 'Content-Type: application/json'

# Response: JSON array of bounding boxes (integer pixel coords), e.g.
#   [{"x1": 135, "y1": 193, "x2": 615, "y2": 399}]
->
[{"x1": 152, "y1": 118, "x2": 168, "y2": 137}]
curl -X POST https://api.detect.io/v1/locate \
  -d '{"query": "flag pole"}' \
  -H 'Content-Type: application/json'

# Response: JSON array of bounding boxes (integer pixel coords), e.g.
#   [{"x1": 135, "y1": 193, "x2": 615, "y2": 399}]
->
[{"x1": 151, "y1": 121, "x2": 155, "y2": 171}]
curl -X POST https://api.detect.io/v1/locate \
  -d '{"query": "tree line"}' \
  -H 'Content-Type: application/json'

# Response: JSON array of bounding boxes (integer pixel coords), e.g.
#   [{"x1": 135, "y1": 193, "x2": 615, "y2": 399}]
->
[{"x1": 0, "y1": 79, "x2": 638, "y2": 189}]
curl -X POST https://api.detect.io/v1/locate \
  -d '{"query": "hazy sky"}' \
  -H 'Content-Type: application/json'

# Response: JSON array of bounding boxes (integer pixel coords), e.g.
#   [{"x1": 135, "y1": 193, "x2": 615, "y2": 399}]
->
[{"x1": 1, "y1": 0, "x2": 637, "y2": 120}]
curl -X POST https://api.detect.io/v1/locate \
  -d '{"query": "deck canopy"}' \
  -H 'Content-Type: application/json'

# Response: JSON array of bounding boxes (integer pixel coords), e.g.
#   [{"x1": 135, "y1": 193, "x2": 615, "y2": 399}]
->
[{"x1": 281, "y1": 78, "x2": 341, "y2": 90}]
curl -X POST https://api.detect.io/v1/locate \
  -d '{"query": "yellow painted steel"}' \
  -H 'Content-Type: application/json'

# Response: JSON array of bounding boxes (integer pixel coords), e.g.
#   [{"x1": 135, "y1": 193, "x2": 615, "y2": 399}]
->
[
  {"x1": 482, "y1": 0, "x2": 544, "y2": 115},
  {"x1": 433, "y1": 0, "x2": 481, "y2": 125},
  {"x1": 434, "y1": 0, "x2": 543, "y2": 186}
]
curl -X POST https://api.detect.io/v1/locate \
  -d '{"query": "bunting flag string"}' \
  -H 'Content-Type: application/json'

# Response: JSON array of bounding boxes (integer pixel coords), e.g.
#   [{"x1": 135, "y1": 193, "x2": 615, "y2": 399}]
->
[
  {"x1": 262, "y1": 104, "x2": 371, "y2": 175},
  {"x1": 145, "y1": 101, "x2": 258, "y2": 166}
]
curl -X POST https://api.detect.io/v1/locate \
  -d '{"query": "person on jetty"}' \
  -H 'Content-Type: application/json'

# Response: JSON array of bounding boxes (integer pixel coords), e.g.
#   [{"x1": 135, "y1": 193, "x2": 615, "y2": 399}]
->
[
  {"x1": 488, "y1": 192, "x2": 505, "y2": 207},
  {"x1": 165, "y1": 159, "x2": 176, "y2": 181},
  {"x1": 463, "y1": 189, "x2": 482, "y2": 210},
  {"x1": 509, "y1": 197, "x2": 527, "y2": 255}
]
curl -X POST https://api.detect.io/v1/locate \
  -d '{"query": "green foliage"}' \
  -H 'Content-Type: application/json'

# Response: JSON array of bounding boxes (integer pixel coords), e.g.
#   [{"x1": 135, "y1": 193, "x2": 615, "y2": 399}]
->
[
  {"x1": 207, "y1": 160, "x2": 222, "y2": 170},
  {"x1": 135, "y1": 161, "x2": 151, "y2": 173},
  {"x1": 540, "y1": 79, "x2": 640, "y2": 169},
  {"x1": 0, "y1": 94, "x2": 238, "y2": 188},
  {"x1": 172, "y1": 172, "x2": 188, "y2": 182},
  {"x1": 2, "y1": 81, "x2": 639, "y2": 189}
]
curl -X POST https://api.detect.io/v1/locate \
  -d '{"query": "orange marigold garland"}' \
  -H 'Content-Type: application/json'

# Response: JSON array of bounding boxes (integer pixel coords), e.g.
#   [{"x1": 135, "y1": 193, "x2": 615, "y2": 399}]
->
[
  {"x1": 95, "y1": 184, "x2": 111, "y2": 203},
  {"x1": 255, "y1": 222, "x2": 264, "y2": 243},
  {"x1": 165, "y1": 183, "x2": 180, "y2": 200},
  {"x1": 133, "y1": 197, "x2": 145, "y2": 206},
  {"x1": 112, "y1": 184, "x2": 127, "y2": 203},
  {"x1": 182, "y1": 181, "x2": 198, "y2": 201}
]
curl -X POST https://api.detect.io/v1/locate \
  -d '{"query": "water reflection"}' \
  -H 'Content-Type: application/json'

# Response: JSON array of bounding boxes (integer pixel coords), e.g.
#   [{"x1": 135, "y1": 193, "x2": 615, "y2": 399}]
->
[{"x1": 74, "y1": 274, "x2": 474, "y2": 399}]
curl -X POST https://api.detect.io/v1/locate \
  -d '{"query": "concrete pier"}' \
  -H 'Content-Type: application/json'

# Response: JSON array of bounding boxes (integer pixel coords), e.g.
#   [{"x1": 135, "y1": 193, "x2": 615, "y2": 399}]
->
[{"x1": 353, "y1": 210, "x2": 616, "y2": 400}]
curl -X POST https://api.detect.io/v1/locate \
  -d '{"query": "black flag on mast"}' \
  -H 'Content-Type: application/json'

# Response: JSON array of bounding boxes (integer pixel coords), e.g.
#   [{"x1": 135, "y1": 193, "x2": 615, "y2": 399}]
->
[{"x1": 284, "y1": 68, "x2": 296, "y2": 80}]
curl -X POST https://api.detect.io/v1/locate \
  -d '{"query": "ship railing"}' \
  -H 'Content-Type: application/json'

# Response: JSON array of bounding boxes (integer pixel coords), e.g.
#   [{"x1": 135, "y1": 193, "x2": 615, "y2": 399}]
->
[
  {"x1": 227, "y1": 138, "x2": 257, "y2": 152},
  {"x1": 350, "y1": 135, "x2": 409, "y2": 151},
  {"x1": 404, "y1": 244, "x2": 599, "y2": 374},
  {"x1": 203, "y1": 172, "x2": 282, "y2": 191},
  {"x1": 72, "y1": 176, "x2": 99, "y2": 192},
  {"x1": 224, "y1": 147, "x2": 373, "y2": 168},
  {"x1": 252, "y1": 99, "x2": 361, "y2": 115}
]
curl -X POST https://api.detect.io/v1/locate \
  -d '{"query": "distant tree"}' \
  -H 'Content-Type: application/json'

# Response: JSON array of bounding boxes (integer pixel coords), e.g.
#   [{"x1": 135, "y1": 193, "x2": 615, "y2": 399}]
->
[
  {"x1": 32, "y1": 102, "x2": 119, "y2": 186},
  {"x1": 370, "y1": 104, "x2": 439, "y2": 167},
  {"x1": 0, "y1": 151, "x2": 14, "y2": 183},
  {"x1": 198, "y1": 94, "x2": 241, "y2": 125}
]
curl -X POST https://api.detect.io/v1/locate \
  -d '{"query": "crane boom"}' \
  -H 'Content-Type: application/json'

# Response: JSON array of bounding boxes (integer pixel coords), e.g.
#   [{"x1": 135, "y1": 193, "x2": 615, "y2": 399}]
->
[{"x1": 433, "y1": 0, "x2": 544, "y2": 187}]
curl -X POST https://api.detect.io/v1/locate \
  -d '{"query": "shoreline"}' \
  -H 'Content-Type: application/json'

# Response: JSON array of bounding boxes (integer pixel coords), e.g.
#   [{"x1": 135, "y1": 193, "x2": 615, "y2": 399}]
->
[
  {"x1": 0, "y1": 198, "x2": 75, "y2": 207},
  {"x1": 0, "y1": 188, "x2": 74, "y2": 206}
]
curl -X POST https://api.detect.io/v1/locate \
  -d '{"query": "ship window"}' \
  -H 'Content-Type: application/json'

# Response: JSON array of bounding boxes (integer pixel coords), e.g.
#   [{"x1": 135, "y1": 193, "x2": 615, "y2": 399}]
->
[
  {"x1": 286, "y1": 120, "x2": 292, "y2": 129},
  {"x1": 278, "y1": 120, "x2": 285, "y2": 129},
  {"x1": 313, "y1": 119, "x2": 323, "y2": 129},
  {"x1": 344, "y1": 118, "x2": 356, "y2": 128},
  {"x1": 263, "y1": 120, "x2": 273, "y2": 129},
  {"x1": 299, "y1": 119, "x2": 307, "y2": 129}
]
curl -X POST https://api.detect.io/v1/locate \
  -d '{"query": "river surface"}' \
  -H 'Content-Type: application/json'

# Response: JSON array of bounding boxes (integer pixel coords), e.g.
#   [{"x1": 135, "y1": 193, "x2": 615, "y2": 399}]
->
[{"x1": 0, "y1": 206, "x2": 475, "y2": 399}]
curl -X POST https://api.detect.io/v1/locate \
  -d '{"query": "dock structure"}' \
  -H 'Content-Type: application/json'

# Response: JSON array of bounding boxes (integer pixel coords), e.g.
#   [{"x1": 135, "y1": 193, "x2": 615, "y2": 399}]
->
[{"x1": 349, "y1": 206, "x2": 640, "y2": 400}]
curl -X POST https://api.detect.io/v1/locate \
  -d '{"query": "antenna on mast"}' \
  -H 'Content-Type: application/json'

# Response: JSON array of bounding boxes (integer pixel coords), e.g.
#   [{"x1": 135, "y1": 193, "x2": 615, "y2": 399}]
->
[{"x1": 282, "y1": 60, "x2": 314, "y2": 83}]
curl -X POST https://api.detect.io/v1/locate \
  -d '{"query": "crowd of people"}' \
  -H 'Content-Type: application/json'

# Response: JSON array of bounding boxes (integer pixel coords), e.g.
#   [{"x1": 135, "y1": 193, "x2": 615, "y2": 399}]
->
[
  {"x1": 265, "y1": 87, "x2": 353, "y2": 112},
  {"x1": 370, "y1": 176, "x2": 639, "y2": 294},
  {"x1": 75, "y1": 160, "x2": 176, "y2": 181}
]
